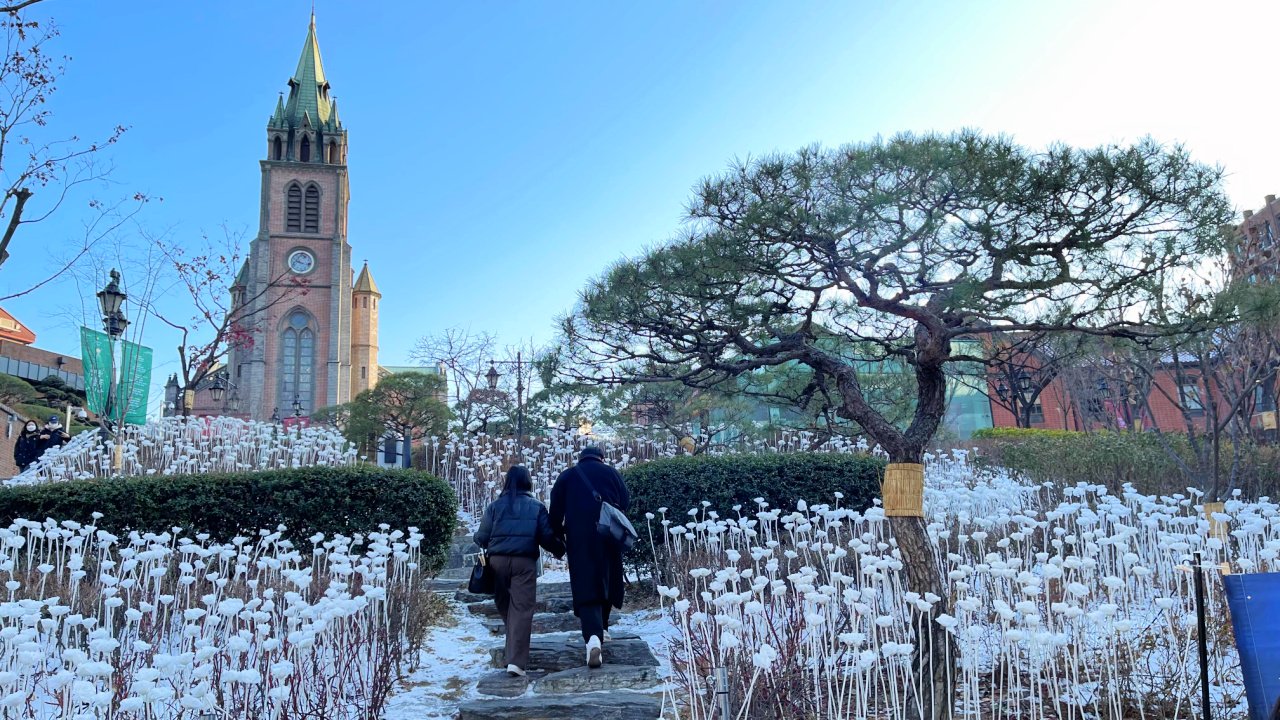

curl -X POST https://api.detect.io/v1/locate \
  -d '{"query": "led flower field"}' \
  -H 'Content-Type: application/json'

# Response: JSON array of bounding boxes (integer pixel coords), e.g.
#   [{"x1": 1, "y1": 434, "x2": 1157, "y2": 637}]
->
[
  {"x1": 11, "y1": 417, "x2": 358, "y2": 485},
  {"x1": 0, "y1": 516, "x2": 430, "y2": 718},
  {"x1": 653, "y1": 453, "x2": 1273, "y2": 719},
  {"x1": 422, "y1": 429, "x2": 864, "y2": 518}
]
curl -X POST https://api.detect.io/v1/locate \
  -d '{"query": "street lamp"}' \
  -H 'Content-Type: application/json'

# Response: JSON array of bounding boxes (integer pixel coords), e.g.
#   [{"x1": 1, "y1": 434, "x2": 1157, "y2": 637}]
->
[
  {"x1": 96, "y1": 270, "x2": 128, "y2": 466},
  {"x1": 207, "y1": 369, "x2": 240, "y2": 415},
  {"x1": 209, "y1": 373, "x2": 227, "y2": 403},
  {"x1": 485, "y1": 354, "x2": 526, "y2": 451}
]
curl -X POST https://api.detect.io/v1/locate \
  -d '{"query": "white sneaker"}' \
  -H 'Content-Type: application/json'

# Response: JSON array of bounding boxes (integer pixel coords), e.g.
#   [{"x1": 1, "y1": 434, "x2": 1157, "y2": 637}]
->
[
  {"x1": 585, "y1": 636, "x2": 603, "y2": 668},
  {"x1": 506, "y1": 664, "x2": 526, "y2": 677}
]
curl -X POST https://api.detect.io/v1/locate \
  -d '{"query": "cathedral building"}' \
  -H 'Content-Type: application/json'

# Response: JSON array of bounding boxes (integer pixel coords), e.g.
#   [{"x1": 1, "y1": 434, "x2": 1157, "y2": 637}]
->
[{"x1": 225, "y1": 15, "x2": 380, "y2": 421}]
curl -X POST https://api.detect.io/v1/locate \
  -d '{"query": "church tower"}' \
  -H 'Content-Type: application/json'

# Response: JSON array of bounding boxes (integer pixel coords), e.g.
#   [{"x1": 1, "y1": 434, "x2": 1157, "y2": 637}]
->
[
  {"x1": 351, "y1": 262, "x2": 380, "y2": 396},
  {"x1": 230, "y1": 14, "x2": 357, "y2": 421}
]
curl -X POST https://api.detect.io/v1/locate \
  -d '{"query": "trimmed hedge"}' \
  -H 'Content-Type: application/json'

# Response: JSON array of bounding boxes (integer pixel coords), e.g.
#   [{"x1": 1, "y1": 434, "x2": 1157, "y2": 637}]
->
[
  {"x1": 969, "y1": 427, "x2": 1280, "y2": 498},
  {"x1": 623, "y1": 452, "x2": 885, "y2": 533},
  {"x1": 0, "y1": 465, "x2": 458, "y2": 574}
]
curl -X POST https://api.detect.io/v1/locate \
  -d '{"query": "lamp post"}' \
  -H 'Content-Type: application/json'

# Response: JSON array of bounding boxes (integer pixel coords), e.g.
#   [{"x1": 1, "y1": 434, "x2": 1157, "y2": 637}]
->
[
  {"x1": 96, "y1": 270, "x2": 128, "y2": 459},
  {"x1": 484, "y1": 353, "x2": 526, "y2": 451},
  {"x1": 995, "y1": 369, "x2": 1037, "y2": 427},
  {"x1": 208, "y1": 370, "x2": 241, "y2": 415}
]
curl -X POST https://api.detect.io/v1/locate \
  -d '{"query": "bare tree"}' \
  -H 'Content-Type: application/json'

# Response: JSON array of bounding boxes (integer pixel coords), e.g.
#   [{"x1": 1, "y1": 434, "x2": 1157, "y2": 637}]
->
[
  {"x1": 142, "y1": 228, "x2": 307, "y2": 416},
  {"x1": 985, "y1": 332, "x2": 1090, "y2": 428},
  {"x1": 1118, "y1": 275, "x2": 1280, "y2": 501},
  {"x1": 411, "y1": 327, "x2": 497, "y2": 432},
  {"x1": 0, "y1": 7, "x2": 147, "y2": 292}
]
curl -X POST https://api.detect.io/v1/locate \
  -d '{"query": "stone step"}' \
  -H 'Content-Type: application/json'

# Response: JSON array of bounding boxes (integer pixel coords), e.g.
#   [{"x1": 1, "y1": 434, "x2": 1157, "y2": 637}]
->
[
  {"x1": 458, "y1": 691, "x2": 662, "y2": 720},
  {"x1": 467, "y1": 596, "x2": 573, "y2": 618},
  {"x1": 535, "y1": 664, "x2": 661, "y2": 695},
  {"x1": 489, "y1": 633, "x2": 657, "y2": 672},
  {"x1": 455, "y1": 580, "x2": 573, "y2": 605},
  {"x1": 482, "y1": 612, "x2": 584, "y2": 636},
  {"x1": 475, "y1": 669, "x2": 545, "y2": 698},
  {"x1": 428, "y1": 577, "x2": 467, "y2": 593}
]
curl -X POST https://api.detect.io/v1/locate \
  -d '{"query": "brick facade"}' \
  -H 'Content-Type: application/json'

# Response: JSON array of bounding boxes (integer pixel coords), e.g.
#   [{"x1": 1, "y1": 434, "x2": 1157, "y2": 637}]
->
[
  {"x1": 988, "y1": 363, "x2": 1220, "y2": 433},
  {"x1": 222, "y1": 17, "x2": 377, "y2": 421}
]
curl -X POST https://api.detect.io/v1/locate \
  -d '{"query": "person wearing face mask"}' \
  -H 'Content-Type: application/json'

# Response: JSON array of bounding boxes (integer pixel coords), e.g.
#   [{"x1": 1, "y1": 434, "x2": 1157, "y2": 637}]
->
[
  {"x1": 13, "y1": 419, "x2": 41, "y2": 472},
  {"x1": 38, "y1": 415, "x2": 70, "y2": 457}
]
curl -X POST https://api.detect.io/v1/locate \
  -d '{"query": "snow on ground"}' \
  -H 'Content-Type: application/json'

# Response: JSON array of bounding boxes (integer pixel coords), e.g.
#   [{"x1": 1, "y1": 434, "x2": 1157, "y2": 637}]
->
[{"x1": 383, "y1": 597, "x2": 494, "y2": 720}]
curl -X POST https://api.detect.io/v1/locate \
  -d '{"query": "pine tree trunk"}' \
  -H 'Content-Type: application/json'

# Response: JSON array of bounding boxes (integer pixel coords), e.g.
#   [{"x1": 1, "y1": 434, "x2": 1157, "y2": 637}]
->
[{"x1": 889, "y1": 513, "x2": 952, "y2": 720}]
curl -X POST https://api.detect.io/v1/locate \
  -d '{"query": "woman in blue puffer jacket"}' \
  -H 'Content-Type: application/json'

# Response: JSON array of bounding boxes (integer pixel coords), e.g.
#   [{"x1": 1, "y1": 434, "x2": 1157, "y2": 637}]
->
[{"x1": 474, "y1": 465, "x2": 565, "y2": 677}]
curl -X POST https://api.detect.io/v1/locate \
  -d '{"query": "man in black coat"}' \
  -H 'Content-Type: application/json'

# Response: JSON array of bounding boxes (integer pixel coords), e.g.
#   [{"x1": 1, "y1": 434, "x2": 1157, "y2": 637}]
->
[
  {"x1": 37, "y1": 416, "x2": 69, "y2": 456},
  {"x1": 549, "y1": 446, "x2": 630, "y2": 667}
]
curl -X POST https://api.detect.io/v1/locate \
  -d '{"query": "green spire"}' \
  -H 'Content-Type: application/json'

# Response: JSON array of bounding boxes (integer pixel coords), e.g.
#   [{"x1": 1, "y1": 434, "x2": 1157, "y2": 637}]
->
[{"x1": 273, "y1": 13, "x2": 339, "y2": 132}]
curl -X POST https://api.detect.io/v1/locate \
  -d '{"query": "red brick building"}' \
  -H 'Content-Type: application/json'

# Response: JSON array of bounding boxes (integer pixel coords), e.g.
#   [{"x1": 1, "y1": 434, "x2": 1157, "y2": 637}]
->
[{"x1": 222, "y1": 14, "x2": 380, "y2": 421}]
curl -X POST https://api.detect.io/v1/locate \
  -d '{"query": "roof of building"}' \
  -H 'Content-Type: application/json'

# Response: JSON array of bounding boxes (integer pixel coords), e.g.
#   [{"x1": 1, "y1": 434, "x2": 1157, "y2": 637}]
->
[
  {"x1": 269, "y1": 14, "x2": 342, "y2": 134},
  {"x1": 233, "y1": 259, "x2": 249, "y2": 288},
  {"x1": 379, "y1": 365, "x2": 444, "y2": 376},
  {"x1": 0, "y1": 307, "x2": 36, "y2": 345},
  {"x1": 353, "y1": 262, "x2": 380, "y2": 295}
]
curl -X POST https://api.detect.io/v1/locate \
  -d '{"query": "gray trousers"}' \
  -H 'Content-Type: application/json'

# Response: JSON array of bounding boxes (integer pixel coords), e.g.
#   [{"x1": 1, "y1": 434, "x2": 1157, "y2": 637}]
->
[{"x1": 489, "y1": 554, "x2": 538, "y2": 670}]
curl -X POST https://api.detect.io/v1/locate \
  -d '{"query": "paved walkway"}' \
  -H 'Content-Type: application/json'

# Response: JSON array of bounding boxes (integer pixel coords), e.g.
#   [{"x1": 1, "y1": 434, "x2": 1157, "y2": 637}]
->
[{"x1": 443, "y1": 535, "x2": 668, "y2": 719}]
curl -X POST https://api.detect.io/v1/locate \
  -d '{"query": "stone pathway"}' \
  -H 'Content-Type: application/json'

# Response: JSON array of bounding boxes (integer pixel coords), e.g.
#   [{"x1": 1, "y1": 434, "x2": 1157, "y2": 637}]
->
[{"x1": 441, "y1": 535, "x2": 667, "y2": 719}]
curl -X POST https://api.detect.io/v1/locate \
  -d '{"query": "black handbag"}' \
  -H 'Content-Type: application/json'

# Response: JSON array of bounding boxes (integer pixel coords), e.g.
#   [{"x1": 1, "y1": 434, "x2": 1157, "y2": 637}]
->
[
  {"x1": 468, "y1": 551, "x2": 495, "y2": 595},
  {"x1": 574, "y1": 466, "x2": 639, "y2": 551}
]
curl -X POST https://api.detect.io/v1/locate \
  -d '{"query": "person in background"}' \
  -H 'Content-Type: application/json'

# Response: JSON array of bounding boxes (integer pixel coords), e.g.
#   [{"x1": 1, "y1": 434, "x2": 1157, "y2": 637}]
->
[
  {"x1": 474, "y1": 465, "x2": 564, "y2": 677},
  {"x1": 13, "y1": 420, "x2": 41, "y2": 472},
  {"x1": 38, "y1": 415, "x2": 70, "y2": 456},
  {"x1": 549, "y1": 446, "x2": 630, "y2": 669}
]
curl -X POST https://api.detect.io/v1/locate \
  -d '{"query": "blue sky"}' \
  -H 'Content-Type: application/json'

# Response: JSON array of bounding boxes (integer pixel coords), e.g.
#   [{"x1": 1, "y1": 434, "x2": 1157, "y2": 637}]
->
[{"x1": 2, "y1": 0, "x2": 1277, "y2": 411}]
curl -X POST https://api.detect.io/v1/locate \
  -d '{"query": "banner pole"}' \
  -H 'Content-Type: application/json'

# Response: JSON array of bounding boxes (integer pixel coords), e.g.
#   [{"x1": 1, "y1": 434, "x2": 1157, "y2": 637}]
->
[{"x1": 1194, "y1": 551, "x2": 1212, "y2": 720}]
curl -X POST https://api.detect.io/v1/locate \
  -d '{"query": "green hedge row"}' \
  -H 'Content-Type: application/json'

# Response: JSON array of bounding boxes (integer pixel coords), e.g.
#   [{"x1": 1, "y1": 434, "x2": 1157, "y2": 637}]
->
[
  {"x1": 970, "y1": 427, "x2": 1280, "y2": 498},
  {"x1": 0, "y1": 466, "x2": 458, "y2": 574},
  {"x1": 623, "y1": 452, "x2": 885, "y2": 531}
]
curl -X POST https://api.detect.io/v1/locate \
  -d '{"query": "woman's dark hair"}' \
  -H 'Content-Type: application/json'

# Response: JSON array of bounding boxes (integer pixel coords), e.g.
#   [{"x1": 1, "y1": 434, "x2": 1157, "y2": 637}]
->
[{"x1": 503, "y1": 465, "x2": 532, "y2": 495}]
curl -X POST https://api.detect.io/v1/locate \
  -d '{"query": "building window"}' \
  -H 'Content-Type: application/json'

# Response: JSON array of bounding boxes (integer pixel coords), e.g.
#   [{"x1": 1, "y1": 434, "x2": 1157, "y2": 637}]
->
[
  {"x1": 272, "y1": 136, "x2": 283, "y2": 160},
  {"x1": 1265, "y1": 221, "x2": 1275, "y2": 247},
  {"x1": 285, "y1": 183, "x2": 302, "y2": 232},
  {"x1": 300, "y1": 136, "x2": 311, "y2": 163},
  {"x1": 280, "y1": 311, "x2": 315, "y2": 414},
  {"x1": 1026, "y1": 398, "x2": 1044, "y2": 425},
  {"x1": 362, "y1": 296, "x2": 368, "y2": 308},
  {"x1": 328, "y1": 142, "x2": 339, "y2": 164},
  {"x1": 361, "y1": 365, "x2": 367, "y2": 380},
  {"x1": 304, "y1": 184, "x2": 320, "y2": 234},
  {"x1": 1180, "y1": 381, "x2": 1204, "y2": 412}
]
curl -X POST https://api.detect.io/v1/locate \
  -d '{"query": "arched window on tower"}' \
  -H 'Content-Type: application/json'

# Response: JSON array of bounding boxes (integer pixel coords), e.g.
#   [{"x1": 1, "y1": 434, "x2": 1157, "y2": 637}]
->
[
  {"x1": 300, "y1": 136, "x2": 311, "y2": 163},
  {"x1": 272, "y1": 136, "x2": 283, "y2": 161},
  {"x1": 280, "y1": 310, "x2": 315, "y2": 415},
  {"x1": 285, "y1": 183, "x2": 302, "y2": 232},
  {"x1": 304, "y1": 184, "x2": 320, "y2": 233},
  {"x1": 328, "y1": 142, "x2": 340, "y2": 164}
]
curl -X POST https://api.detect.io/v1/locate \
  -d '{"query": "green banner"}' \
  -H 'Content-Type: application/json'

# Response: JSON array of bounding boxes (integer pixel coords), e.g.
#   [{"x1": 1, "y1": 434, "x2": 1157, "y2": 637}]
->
[
  {"x1": 79, "y1": 328, "x2": 153, "y2": 425},
  {"x1": 117, "y1": 340, "x2": 152, "y2": 425},
  {"x1": 79, "y1": 327, "x2": 112, "y2": 416}
]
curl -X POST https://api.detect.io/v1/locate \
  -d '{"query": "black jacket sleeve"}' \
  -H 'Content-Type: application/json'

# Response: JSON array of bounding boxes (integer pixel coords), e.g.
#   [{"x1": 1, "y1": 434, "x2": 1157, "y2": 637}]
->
[
  {"x1": 613, "y1": 467, "x2": 631, "y2": 512},
  {"x1": 536, "y1": 505, "x2": 565, "y2": 558},
  {"x1": 474, "y1": 503, "x2": 494, "y2": 549},
  {"x1": 549, "y1": 472, "x2": 567, "y2": 538}
]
